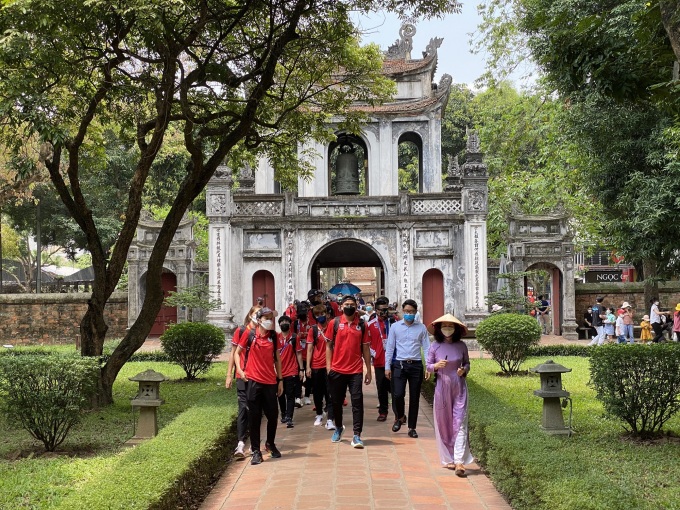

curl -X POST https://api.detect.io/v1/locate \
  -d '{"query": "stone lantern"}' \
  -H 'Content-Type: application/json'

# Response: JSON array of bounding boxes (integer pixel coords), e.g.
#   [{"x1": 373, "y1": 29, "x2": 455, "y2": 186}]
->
[
  {"x1": 129, "y1": 369, "x2": 168, "y2": 441},
  {"x1": 530, "y1": 360, "x2": 572, "y2": 435}
]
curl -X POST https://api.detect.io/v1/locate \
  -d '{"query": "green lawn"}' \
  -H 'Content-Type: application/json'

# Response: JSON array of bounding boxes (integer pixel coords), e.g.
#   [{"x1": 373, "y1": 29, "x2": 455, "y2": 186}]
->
[
  {"x1": 466, "y1": 356, "x2": 680, "y2": 510},
  {"x1": 0, "y1": 361, "x2": 236, "y2": 509}
]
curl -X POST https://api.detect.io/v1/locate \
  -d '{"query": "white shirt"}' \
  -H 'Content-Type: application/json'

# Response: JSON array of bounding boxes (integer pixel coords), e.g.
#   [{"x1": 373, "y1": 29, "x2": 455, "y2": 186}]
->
[{"x1": 650, "y1": 303, "x2": 661, "y2": 324}]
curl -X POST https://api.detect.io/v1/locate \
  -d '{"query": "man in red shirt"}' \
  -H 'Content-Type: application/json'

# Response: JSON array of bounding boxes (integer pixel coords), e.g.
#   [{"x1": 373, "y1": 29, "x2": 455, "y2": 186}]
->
[
  {"x1": 326, "y1": 295, "x2": 372, "y2": 448},
  {"x1": 307, "y1": 303, "x2": 336, "y2": 430},
  {"x1": 367, "y1": 296, "x2": 391, "y2": 422},
  {"x1": 277, "y1": 315, "x2": 304, "y2": 428},
  {"x1": 234, "y1": 307, "x2": 284, "y2": 465}
]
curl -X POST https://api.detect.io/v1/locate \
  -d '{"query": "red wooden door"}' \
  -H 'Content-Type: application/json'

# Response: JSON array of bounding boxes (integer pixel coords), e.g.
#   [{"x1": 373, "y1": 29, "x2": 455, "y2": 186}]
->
[
  {"x1": 150, "y1": 272, "x2": 177, "y2": 336},
  {"x1": 252, "y1": 270, "x2": 275, "y2": 308},
  {"x1": 422, "y1": 269, "x2": 444, "y2": 327}
]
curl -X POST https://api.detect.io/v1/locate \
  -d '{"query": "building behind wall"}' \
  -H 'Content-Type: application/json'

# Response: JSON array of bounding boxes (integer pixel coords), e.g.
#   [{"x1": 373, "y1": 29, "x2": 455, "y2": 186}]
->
[{"x1": 206, "y1": 23, "x2": 490, "y2": 335}]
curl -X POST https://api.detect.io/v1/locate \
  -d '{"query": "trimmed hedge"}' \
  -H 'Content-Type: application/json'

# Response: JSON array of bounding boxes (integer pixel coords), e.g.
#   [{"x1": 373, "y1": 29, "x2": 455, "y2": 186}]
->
[
  {"x1": 590, "y1": 343, "x2": 680, "y2": 437},
  {"x1": 161, "y1": 323, "x2": 226, "y2": 380},
  {"x1": 475, "y1": 313, "x2": 542, "y2": 374},
  {"x1": 528, "y1": 344, "x2": 591, "y2": 358},
  {"x1": 55, "y1": 390, "x2": 236, "y2": 510}
]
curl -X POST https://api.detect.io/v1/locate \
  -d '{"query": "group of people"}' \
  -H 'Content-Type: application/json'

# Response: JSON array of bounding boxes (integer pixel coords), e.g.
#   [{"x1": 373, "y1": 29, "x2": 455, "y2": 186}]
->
[
  {"x1": 225, "y1": 290, "x2": 472, "y2": 476},
  {"x1": 584, "y1": 296, "x2": 680, "y2": 345}
]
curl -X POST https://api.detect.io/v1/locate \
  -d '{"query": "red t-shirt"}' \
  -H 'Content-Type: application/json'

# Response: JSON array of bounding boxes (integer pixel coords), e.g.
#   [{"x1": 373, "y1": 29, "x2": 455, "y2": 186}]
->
[
  {"x1": 367, "y1": 316, "x2": 387, "y2": 368},
  {"x1": 307, "y1": 325, "x2": 329, "y2": 370},
  {"x1": 278, "y1": 331, "x2": 303, "y2": 378},
  {"x1": 326, "y1": 315, "x2": 369, "y2": 375},
  {"x1": 295, "y1": 319, "x2": 313, "y2": 349},
  {"x1": 232, "y1": 324, "x2": 254, "y2": 380},
  {"x1": 330, "y1": 301, "x2": 341, "y2": 317},
  {"x1": 238, "y1": 330, "x2": 277, "y2": 385}
]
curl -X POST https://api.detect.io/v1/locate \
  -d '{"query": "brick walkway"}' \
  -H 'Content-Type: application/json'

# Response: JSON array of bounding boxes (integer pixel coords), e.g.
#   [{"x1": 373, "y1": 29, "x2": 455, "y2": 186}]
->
[{"x1": 199, "y1": 379, "x2": 511, "y2": 510}]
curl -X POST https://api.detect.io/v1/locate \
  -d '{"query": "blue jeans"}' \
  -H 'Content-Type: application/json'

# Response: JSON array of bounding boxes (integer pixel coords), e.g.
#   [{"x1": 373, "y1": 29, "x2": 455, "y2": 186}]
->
[{"x1": 623, "y1": 324, "x2": 635, "y2": 344}]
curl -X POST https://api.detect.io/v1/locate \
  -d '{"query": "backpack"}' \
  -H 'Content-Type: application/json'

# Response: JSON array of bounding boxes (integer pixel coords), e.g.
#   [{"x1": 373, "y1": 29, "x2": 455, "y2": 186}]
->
[
  {"x1": 242, "y1": 328, "x2": 277, "y2": 370},
  {"x1": 329, "y1": 316, "x2": 366, "y2": 352}
]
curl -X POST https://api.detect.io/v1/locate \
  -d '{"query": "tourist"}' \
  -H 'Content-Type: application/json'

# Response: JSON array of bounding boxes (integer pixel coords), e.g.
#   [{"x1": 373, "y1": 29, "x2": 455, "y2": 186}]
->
[
  {"x1": 425, "y1": 313, "x2": 473, "y2": 477},
  {"x1": 615, "y1": 309, "x2": 626, "y2": 344},
  {"x1": 650, "y1": 297, "x2": 669, "y2": 343},
  {"x1": 293, "y1": 297, "x2": 314, "y2": 406},
  {"x1": 277, "y1": 315, "x2": 304, "y2": 428},
  {"x1": 588, "y1": 296, "x2": 607, "y2": 346},
  {"x1": 225, "y1": 304, "x2": 261, "y2": 459},
  {"x1": 366, "y1": 296, "x2": 391, "y2": 421},
  {"x1": 582, "y1": 306, "x2": 595, "y2": 339},
  {"x1": 306, "y1": 303, "x2": 336, "y2": 430},
  {"x1": 536, "y1": 295, "x2": 551, "y2": 335},
  {"x1": 326, "y1": 295, "x2": 372, "y2": 448},
  {"x1": 604, "y1": 307, "x2": 616, "y2": 343},
  {"x1": 640, "y1": 314, "x2": 653, "y2": 343},
  {"x1": 233, "y1": 307, "x2": 284, "y2": 465},
  {"x1": 385, "y1": 299, "x2": 430, "y2": 438},
  {"x1": 621, "y1": 302, "x2": 635, "y2": 344}
]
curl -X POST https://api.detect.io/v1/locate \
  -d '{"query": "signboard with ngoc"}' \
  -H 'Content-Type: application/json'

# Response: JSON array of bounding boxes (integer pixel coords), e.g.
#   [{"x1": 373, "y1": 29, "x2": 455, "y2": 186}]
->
[{"x1": 585, "y1": 270, "x2": 622, "y2": 283}]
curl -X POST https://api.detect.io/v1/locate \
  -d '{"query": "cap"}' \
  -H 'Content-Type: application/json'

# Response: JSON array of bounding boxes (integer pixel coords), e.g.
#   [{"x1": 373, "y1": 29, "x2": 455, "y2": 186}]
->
[
  {"x1": 341, "y1": 295, "x2": 357, "y2": 304},
  {"x1": 257, "y1": 306, "x2": 278, "y2": 318},
  {"x1": 308, "y1": 289, "x2": 323, "y2": 299}
]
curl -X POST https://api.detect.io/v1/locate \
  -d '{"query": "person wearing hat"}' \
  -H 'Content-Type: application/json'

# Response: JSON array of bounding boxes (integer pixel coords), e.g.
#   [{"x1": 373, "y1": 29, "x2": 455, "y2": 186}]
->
[
  {"x1": 425, "y1": 313, "x2": 473, "y2": 477},
  {"x1": 672, "y1": 304, "x2": 680, "y2": 343},
  {"x1": 640, "y1": 314, "x2": 653, "y2": 343},
  {"x1": 234, "y1": 306, "x2": 284, "y2": 465},
  {"x1": 325, "y1": 294, "x2": 372, "y2": 448},
  {"x1": 384, "y1": 299, "x2": 430, "y2": 438},
  {"x1": 277, "y1": 314, "x2": 304, "y2": 428},
  {"x1": 621, "y1": 302, "x2": 635, "y2": 344}
]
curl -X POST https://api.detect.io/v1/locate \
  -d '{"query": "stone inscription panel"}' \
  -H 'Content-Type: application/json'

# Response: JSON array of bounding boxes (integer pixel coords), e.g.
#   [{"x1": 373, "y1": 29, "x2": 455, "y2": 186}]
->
[
  {"x1": 244, "y1": 231, "x2": 281, "y2": 251},
  {"x1": 415, "y1": 229, "x2": 450, "y2": 249}
]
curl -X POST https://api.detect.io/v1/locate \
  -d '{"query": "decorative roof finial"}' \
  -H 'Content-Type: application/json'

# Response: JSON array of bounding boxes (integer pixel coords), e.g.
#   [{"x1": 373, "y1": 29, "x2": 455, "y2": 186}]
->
[{"x1": 385, "y1": 20, "x2": 416, "y2": 60}]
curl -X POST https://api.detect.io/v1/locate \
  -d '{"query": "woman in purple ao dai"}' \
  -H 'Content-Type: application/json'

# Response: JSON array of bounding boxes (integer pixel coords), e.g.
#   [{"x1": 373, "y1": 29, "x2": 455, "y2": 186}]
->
[{"x1": 426, "y1": 313, "x2": 473, "y2": 477}]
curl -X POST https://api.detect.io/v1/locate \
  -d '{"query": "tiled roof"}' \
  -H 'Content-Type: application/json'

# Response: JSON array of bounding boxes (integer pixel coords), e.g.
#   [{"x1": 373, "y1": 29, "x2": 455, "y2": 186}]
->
[{"x1": 382, "y1": 52, "x2": 436, "y2": 76}]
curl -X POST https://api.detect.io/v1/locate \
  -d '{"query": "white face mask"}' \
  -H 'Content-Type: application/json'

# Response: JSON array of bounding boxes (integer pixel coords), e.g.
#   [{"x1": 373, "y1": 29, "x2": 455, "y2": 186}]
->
[
  {"x1": 260, "y1": 319, "x2": 274, "y2": 330},
  {"x1": 441, "y1": 327, "x2": 456, "y2": 337}
]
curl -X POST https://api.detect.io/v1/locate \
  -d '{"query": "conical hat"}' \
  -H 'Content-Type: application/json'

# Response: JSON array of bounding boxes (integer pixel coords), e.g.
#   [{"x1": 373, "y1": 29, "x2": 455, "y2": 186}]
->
[{"x1": 427, "y1": 313, "x2": 468, "y2": 336}]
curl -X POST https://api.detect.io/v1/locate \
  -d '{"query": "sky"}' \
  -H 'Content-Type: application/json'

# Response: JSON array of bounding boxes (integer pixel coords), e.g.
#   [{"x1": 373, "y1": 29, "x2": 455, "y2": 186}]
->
[
  {"x1": 353, "y1": 2, "x2": 487, "y2": 86},
  {"x1": 353, "y1": 3, "x2": 535, "y2": 88}
]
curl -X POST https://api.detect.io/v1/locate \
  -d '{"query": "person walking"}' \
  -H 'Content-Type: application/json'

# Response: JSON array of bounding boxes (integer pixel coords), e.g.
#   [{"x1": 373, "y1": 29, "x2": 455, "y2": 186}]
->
[
  {"x1": 307, "y1": 303, "x2": 336, "y2": 430},
  {"x1": 426, "y1": 313, "x2": 473, "y2": 477},
  {"x1": 225, "y1": 304, "x2": 261, "y2": 459},
  {"x1": 385, "y1": 299, "x2": 430, "y2": 439},
  {"x1": 650, "y1": 297, "x2": 670, "y2": 343},
  {"x1": 326, "y1": 295, "x2": 372, "y2": 448},
  {"x1": 366, "y1": 296, "x2": 391, "y2": 422},
  {"x1": 672, "y1": 304, "x2": 680, "y2": 342},
  {"x1": 277, "y1": 315, "x2": 304, "y2": 428},
  {"x1": 588, "y1": 296, "x2": 607, "y2": 346},
  {"x1": 233, "y1": 307, "x2": 284, "y2": 465},
  {"x1": 621, "y1": 302, "x2": 635, "y2": 344}
]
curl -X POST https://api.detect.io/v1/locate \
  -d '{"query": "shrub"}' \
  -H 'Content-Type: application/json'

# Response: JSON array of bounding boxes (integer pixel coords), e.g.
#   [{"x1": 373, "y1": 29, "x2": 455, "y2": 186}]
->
[
  {"x1": 589, "y1": 343, "x2": 680, "y2": 437},
  {"x1": 475, "y1": 313, "x2": 541, "y2": 374},
  {"x1": 528, "y1": 344, "x2": 591, "y2": 358},
  {"x1": 0, "y1": 354, "x2": 99, "y2": 451},
  {"x1": 160, "y1": 322, "x2": 226, "y2": 380}
]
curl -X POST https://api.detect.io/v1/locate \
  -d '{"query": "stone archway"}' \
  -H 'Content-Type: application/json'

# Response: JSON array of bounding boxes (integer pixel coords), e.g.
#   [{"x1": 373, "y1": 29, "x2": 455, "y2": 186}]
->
[{"x1": 526, "y1": 262, "x2": 562, "y2": 336}]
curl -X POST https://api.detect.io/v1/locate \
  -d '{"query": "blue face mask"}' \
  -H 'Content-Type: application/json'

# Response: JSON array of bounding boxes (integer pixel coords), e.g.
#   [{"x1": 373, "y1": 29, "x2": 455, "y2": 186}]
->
[
  {"x1": 365, "y1": 306, "x2": 373, "y2": 313},
  {"x1": 403, "y1": 313, "x2": 416, "y2": 322},
  {"x1": 316, "y1": 316, "x2": 327, "y2": 324}
]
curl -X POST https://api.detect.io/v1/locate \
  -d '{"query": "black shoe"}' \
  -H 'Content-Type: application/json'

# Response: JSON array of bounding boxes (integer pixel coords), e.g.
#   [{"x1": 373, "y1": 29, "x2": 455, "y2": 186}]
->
[
  {"x1": 392, "y1": 419, "x2": 402, "y2": 433},
  {"x1": 401, "y1": 416, "x2": 407, "y2": 424},
  {"x1": 266, "y1": 442, "x2": 281, "y2": 458},
  {"x1": 280, "y1": 417, "x2": 287, "y2": 424},
  {"x1": 408, "y1": 429, "x2": 418, "y2": 438},
  {"x1": 286, "y1": 419, "x2": 294, "y2": 428},
  {"x1": 251, "y1": 450, "x2": 263, "y2": 465}
]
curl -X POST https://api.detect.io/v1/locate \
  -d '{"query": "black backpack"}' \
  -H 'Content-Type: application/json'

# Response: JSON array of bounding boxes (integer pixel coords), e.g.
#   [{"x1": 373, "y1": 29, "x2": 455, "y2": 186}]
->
[
  {"x1": 328, "y1": 316, "x2": 366, "y2": 352},
  {"x1": 242, "y1": 328, "x2": 277, "y2": 370}
]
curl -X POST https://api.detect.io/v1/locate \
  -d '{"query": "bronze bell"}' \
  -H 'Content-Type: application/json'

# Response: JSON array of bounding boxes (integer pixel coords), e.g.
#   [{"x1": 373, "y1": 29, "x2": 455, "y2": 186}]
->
[{"x1": 335, "y1": 142, "x2": 360, "y2": 195}]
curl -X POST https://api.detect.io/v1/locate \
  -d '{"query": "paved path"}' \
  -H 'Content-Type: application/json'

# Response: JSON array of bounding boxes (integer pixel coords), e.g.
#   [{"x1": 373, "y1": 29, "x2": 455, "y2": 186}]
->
[{"x1": 200, "y1": 379, "x2": 511, "y2": 510}]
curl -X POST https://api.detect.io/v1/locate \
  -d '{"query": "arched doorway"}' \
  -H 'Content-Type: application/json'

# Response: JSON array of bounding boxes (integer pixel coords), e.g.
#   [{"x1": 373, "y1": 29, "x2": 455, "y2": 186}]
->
[
  {"x1": 149, "y1": 270, "x2": 177, "y2": 336},
  {"x1": 422, "y1": 269, "x2": 444, "y2": 326},
  {"x1": 526, "y1": 263, "x2": 562, "y2": 335},
  {"x1": 311, "y1": 239, "x2": 385, "y2": 302},
  {"x1": 252, "y1": 270, "x2": 275, "y2": 307}
]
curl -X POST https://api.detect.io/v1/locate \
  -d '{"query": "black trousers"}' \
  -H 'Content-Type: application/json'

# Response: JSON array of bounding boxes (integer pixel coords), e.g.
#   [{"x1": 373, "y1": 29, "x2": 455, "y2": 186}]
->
[
  {"x1": 652, "y1": 322, "x2": 665, "y2": 343},
  {"x1": 392, "y1": 361, "x2": 423, "y2": 429},
  {"x1": 311, "y1": 367, "x2": 334, "y2": 420},
  {"x1": 374, "y1": 366, "x2": 391, "y2": 416},
  {"x1": 297, "y1": 359, "x2": 313, "y2": 398},
  {"x1": 278, "y1": 375, "x2": 298, "y2": 421},
  {"x1": 328, "y1": 371, "x2": 363, "y2": 436},
  {"x1": 246, "y1": 381, "x2": 278, "y2": 452},
  {"x1": 236, "y1": 378, "x2": 249, "y2": 442}
]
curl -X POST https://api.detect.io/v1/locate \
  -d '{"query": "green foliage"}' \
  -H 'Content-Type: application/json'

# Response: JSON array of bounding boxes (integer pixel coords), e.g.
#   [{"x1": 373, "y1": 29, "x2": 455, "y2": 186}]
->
[
  {"x1": 467, "y1": 356, "x2": 680, "y2": 510},
  {"x1": 475, "y1": 313, "x2": 542, "y2": 373},
  {"x1": 528, "y1": 344, "x2": 591, "y2": 358},
  {"x1": 486, "y1": 270, "x2": 538, "y2": 313},
  {"x1": 589, "y1": 344, "x2": 680, "y2": 437},
  {"x1": 0, "y1": 362, "x2": 236, "y2": 509},
  {"x1": 164, "y1": 282, "x2": 222, "y2": 322},
  {"x1": 0, "y1": 355, "x2": 99, "y2": 451},
  {"x1": 160, "y1": 323, "x2": 226, "y2": 380}
]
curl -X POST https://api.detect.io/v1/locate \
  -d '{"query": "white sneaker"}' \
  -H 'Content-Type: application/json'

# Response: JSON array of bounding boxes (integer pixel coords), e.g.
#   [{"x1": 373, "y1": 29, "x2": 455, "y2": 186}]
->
[
  {"x1": 314, "y1": 415, "x2": 323, "y2": 426},
  {"x1": 234, "y1": 441, "x2": 245, "y2": 459},
  {"x1": 295, "y1": 398, "x2": 302, "y2": 408},
  {"x1": 325, "y1": 419, "x2": 336, "y2": 430},
  {"x1": 304, "y1": 397, "x2": 312, "y2": 405}
]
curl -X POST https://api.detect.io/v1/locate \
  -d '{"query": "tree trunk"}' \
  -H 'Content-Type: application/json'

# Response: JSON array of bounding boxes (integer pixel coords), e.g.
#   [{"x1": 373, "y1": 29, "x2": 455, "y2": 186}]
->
[
  {"x1": 660, "y1": 1, "x2": 680, "y2": 64},
  {"x1": 642, "y1": 257, "x2": 658, "y2": 312}
]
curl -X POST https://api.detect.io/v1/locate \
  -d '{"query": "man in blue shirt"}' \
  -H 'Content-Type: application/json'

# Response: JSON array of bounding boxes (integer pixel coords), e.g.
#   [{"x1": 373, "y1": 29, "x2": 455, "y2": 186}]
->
[{"x1": 384, "y1": 299, "x2": 430, "y2": 438}]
